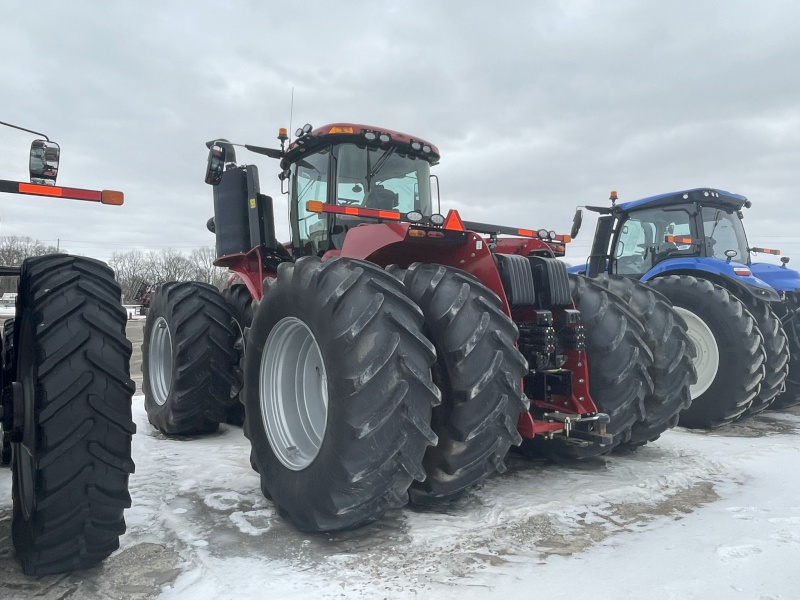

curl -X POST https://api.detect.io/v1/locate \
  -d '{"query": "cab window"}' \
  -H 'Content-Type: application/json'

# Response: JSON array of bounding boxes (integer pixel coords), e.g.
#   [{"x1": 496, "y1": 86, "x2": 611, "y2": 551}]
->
[{"x1": 291, "y1": 147, "x2": 331, "y2": 255}]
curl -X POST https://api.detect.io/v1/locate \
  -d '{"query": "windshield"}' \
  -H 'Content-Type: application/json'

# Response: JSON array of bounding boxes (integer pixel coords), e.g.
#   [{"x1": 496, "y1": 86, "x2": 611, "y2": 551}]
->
[
  {"x1": 700, "y1": 206, "x2": 750, "y2": 263},
  {"x1": 613, "y1": 206, "x2": 694, "y2": 275},
  {"x1": 334, "y1": 143, "x2": 433, "y2": 214}
]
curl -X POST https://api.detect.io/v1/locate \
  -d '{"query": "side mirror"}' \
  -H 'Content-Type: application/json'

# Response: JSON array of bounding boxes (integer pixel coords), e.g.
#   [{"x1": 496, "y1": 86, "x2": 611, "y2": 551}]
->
[
  {"x1": 570, "y1": 208, "x2": 583, "y2": 239},
  {"x1": 29, "y1": 139, "x2": 60, "y2": 185},
  {"x1": 205, "y1": 143, "x2": 227, "y2": 185}
]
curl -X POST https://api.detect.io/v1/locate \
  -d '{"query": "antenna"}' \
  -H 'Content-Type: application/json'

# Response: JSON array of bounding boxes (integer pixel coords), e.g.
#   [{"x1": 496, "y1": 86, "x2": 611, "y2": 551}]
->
[{"x1": 288, "y1": 86, "x2": 294, "y2": 140}]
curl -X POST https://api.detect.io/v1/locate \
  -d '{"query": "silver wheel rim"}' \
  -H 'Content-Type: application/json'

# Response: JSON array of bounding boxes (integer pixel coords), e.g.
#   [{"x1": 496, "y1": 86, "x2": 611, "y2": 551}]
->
[
  {"x1": 149, "y1": 316, "x2": 173, "y2": 406},
  {"x1": 260, "y1": 317, "x2": 328, "y2": 471},
  {"x1": 673, "y1": 306, "x2": 719, "y2": 399}
]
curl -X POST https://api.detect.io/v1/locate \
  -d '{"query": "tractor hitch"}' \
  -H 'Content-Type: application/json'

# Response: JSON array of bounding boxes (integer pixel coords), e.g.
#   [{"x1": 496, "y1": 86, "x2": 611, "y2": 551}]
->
[{"x1": 541, "y1": 411, "x2": 613, "y2": 446}]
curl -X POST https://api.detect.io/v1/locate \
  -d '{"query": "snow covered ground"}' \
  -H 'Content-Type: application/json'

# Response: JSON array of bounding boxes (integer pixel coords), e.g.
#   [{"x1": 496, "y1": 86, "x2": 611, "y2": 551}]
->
[{"x1": 2, "y1": 330, "x2": 800, "y2": 598}]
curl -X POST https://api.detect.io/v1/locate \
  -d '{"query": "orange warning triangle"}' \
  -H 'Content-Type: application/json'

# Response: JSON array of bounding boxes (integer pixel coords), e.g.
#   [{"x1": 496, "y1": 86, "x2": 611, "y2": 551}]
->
[{"x1": 443, "y1": 209, "x2": 465, "y2": 231}]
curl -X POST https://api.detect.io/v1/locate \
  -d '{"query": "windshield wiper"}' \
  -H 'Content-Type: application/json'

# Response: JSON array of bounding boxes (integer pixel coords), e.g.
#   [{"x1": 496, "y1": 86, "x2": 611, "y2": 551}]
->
[{"x1": 366, "y1": 147, "x2": 395, "y2": 182}]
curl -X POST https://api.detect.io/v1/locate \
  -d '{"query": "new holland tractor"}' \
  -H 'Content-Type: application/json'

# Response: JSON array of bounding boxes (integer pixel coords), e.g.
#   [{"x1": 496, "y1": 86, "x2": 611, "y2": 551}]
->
[
  {"x1": 0, "y1": 121, "x2": 135, "y2": 575},
  {"x1": 141, "y1": 123, "x2": 694, "y2": 533},
  {"x1": 570, "y1": 188, "x2": 800, "y2": 428}
]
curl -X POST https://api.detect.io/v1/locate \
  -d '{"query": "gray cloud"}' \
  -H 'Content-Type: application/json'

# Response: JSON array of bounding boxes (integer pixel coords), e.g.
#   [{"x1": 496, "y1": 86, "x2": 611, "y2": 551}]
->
[{"x1": 1, "y1": 0, "x2": 798, "y2": 263}]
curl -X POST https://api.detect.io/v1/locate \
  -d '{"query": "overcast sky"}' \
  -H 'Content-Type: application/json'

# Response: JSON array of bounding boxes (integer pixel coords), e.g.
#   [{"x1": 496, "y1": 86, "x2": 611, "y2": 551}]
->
[{"x1": 1, "y1": 1, "x2": 798, "y2": 266}]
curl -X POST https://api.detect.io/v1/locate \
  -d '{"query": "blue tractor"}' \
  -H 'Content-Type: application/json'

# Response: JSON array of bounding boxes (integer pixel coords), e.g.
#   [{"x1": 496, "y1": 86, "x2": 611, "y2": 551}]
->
[{"x1": 569, "y1": 188, "x2": 800, "y2": 428}]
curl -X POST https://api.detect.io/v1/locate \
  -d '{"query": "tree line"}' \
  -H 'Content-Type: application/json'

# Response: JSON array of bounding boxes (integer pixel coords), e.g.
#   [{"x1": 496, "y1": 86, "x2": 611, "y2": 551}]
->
[{"x1": 0, "y1": 236, "x2": 229, "y2": 302}]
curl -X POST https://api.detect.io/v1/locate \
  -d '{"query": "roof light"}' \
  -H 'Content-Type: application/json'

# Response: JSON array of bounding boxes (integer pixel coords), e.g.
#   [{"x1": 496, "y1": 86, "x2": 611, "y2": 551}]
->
[
  {"x1": 422, "y1": 145, "x2": 431, "y2": 154},
  {"x1": 411, "y1": 141, "x2": 422, "y2": 151},
  {"x1": 302, "y1": 124, "x2": 313, "y2": 134},
  {"x1": 329, "y1": 126, "x2": 354, "y2": 134},
  {"x1": 379, "y1": 133, "x2": 390, "y2": 143},
  {"x1": 364, "y1": 131, "x2": 377, "y2": 141},
  {"x1": 295, "y1": 127, "x2": 304, "y2": 137}
]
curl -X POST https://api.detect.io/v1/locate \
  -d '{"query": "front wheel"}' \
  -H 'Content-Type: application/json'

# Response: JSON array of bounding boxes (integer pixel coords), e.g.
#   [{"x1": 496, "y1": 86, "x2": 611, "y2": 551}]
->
[
  {"x1": 647, "y1": 276, "x2": 765, "y2": 428},
  {"x1": 243, "y1": 257, "x2": 440, "y2": 532},
  {"x1": 142, "y1": 282, "x2": 238, "y2": 435},
  {"x1": 11, "y1": 255, "x2": 135, "y2": 576}
]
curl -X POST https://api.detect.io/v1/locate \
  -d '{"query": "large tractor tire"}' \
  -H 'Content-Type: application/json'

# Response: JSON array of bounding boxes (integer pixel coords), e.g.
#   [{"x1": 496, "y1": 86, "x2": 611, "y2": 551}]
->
[
  {"x1": 10, "y1": 255, "x2": 135, "y2": 576},
  {"x1": 768, "y1": 296, "x2": 800, "y2": 410},
  {"x1": 1, "y1": 319, "x2": 13, "y2": 465},
  {"x1": 142, "y1": 281, "x2": 238, "y2": 435},
  {"x1": 738, "y1": 296, "x2": 789, "y2": 415},
  {"x1": 591, "y1": 275, "x2": 696, "y2": 448},
  {"x1": 221, "y1": 283, "x2": 255, "y2": 426},
  {"x1": 551, "y1": 274, "x2": 653, "y2": 458},
  {"x1": 773, "y1": 354, "x2": 800, "y2": 410},
  {"x1": 242, "y1": 257, "x2": 440, "y2": 532},
  {"x1": 391, "y1": 263, "x2": 529, "y2": 505},
  {"x1": 647, "y1": 275, "x2": 765, "y2": 428}
]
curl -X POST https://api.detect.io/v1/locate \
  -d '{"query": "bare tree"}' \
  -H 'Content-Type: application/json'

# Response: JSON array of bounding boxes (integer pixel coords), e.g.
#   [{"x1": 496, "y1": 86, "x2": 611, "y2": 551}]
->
[
  {"x1": 146, "y1": 248, "x2": 194, "y2": 284},
  {"x1": 109, "y1": 249, "x2": 151, "y2": 303},
  {"x1": 0, "y1": 236, "x2": 61, "y2": 295},
  {"x1": 188, "y1": 246, "x2": 228, "y2": 289}
]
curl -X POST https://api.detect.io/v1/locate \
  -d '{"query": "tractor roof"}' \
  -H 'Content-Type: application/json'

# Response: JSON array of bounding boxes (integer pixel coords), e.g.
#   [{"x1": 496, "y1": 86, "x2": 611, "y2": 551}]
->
[
  {"x1": 282, "y1": 123, "x2": 440, "y2": 169},
  {"x1": 617, "y1": 188, "x2": 748, "y2": 212}
]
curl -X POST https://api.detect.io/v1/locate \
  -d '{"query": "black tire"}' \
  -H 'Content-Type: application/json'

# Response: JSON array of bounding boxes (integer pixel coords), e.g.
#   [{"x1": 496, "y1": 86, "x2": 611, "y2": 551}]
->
[
  {"x1": 539, "y1": 274, "x2": 653, "y2": 459},
  {"x1": 592, "y1": 275, "x2": 696, "y2": 448},
  {"x1": 142, "y1": 281, "x2": 238, "y2": 435},
  {"x1": 738, "y1": 296, "x2": 789, "y2": 415},
  {"x1": 1, "y1": 319, "x2": 14, "y2": 466},
  {"x1": 221, "y1": 283, "x2": 254, "y2": 427},
  {"x1": 391, "y1": 263, "x2": 529, "y2": 504},
  {"x1": 647, "y1": 275, "x2": 766, "y2": 428},
  {"x1": 772, "y1": 353, "x2": 800, "y2": 410},
  {"x1": 242, "y1": 257, "x2": 440, "y2": 532},
  {"x1": 10, "y1": 255, "x2": 135, "y2": 576}
]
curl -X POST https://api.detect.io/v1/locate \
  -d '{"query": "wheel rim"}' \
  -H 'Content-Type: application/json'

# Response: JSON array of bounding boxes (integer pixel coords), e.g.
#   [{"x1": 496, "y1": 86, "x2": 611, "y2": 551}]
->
[
  {"x1": 149, "y1": 316, "x2": 173, "y2": 406},
  {"x1": 673, "y1": 306, "x2": 719, "y2": 399},
  {"x1": 259, "y1": 317, "x2": 328, "y2": 471}
]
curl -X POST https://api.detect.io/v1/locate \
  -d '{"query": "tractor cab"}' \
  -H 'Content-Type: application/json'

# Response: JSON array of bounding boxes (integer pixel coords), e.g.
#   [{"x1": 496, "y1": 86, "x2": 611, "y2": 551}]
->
[
  {"x1": 577, "y1": 188, "x2": 754, "y2": 277},
  {"x1": 281, "y1": 124, "x2": 439, "y2": 257}
]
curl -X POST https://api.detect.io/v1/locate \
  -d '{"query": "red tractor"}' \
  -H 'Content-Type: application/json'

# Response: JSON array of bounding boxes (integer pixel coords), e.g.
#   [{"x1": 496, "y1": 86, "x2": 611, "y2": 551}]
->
[
  {"x1": 0, "y1": 121, "x2": 135, "y2": 575},
  {"x1": 142, "y1": 123, "x2": 693, "y2": 533}
]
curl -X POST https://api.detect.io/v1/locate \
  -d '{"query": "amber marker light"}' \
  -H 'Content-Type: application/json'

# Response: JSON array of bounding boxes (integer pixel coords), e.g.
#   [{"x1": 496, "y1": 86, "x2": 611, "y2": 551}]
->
[
  {"x1": 665, "y1": 235, "x2": 694, "y2": 244},
  {"x1": 101, "y1": 190, "x2": 124, "y2": 205}
]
